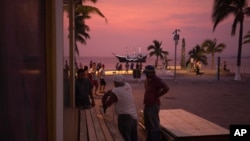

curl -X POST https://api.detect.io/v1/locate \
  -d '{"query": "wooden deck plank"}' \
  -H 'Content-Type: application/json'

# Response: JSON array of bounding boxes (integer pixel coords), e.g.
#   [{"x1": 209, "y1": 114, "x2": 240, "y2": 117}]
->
[
  {"x1": 90, "y1": 108, "x2": 106, "y2": 141},
  {"x1": 139, "y1": 109, "x2": 229, "y2": 141},
  {"x1": 86, "y1": 109, "x2": 98, "y2": 141},
  {"x1": 95, "y1": 108, "x2": 114, "y2": 141},
  {"x1": 78, "y1": 100, "x2": 126, "y2": 141},
  {"x1": 64, "y1": 108, "x2": 79, "y2": 141},
  {"x1": 100, "y1": 108, "x2": 124, "y2": 141},
  {"x1": 80, "y1": 110, "x2": 88, "y2": 141},
  {"x1": 159, "y1": 109, "x2": 229, "y2": 137}
]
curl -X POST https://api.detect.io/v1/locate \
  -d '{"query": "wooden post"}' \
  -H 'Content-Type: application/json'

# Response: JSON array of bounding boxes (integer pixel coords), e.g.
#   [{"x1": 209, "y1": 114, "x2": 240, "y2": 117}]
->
[{"x1": 69, "y1": 0, "x2": 75, "y2": 108}]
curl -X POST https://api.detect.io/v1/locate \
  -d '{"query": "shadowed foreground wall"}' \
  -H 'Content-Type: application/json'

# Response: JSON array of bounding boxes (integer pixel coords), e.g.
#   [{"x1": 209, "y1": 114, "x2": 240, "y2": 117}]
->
[{"x1": 0, "y1": 0, "x2": 47, "y2": 141}]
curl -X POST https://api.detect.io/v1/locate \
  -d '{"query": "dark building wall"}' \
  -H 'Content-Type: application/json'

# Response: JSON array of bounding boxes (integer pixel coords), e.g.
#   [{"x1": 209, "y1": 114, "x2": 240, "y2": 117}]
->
[{"x1": 0, "y1": 0, "x2": 47, "y2": 141}]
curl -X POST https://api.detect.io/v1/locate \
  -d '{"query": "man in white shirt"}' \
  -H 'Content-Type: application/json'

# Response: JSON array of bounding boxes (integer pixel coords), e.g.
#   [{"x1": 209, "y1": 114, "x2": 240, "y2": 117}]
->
[
  {"x1": 102, "y1": 75, "x2": 138, "y2": 141},
  {"x1": 89, "y1": 62, "x2": 99, "y2": 95},
  {"x1": 98, "y1": 64, "x2": 106, "y2": 93}
]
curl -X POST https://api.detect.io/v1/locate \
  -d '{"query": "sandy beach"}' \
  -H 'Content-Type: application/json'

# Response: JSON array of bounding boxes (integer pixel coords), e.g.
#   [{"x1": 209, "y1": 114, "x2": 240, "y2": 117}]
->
[{"x1": 98, "y1": 69, "x2": 250, "y2": 131}]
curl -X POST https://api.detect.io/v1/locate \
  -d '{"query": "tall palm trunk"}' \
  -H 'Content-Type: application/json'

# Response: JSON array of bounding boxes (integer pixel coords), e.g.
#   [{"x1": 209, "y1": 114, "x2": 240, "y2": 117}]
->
[
  {"x1": 234, "y1": 16, "x2": 244, "y2": 81},
  {"x1": 155, "y1": 56, "x2": 159, "y2": 68}
]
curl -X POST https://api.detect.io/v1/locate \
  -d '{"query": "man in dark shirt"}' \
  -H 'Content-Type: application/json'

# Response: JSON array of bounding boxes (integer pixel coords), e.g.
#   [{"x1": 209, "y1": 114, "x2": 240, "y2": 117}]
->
[
  {"x1": 75, "y1": 69, "x2": 95, "y2": 109},
  {"x1": 143, "y1": 65, "x2": 169, "y2": 141}
]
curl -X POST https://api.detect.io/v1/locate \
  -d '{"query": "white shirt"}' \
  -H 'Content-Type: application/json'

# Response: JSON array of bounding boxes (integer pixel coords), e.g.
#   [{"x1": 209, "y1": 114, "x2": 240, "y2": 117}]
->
[
  {"x1": 99, "y1": 68, "x2": 105, "y2": 79},
  {"x1": 89, "y1": 67, "x2": 97, "y2": 80},
  {"x1": 112, "y1": 82, "x2": 138, "y2": 120}
]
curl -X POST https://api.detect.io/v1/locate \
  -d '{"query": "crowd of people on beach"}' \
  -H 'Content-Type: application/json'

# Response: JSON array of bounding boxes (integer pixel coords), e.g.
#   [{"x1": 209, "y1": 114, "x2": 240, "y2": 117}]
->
[
  {"x1": 64, "y1": 59, "x2": 170, "y2": 141},
  {"x1": 115, "y1": 62, "x2": 143, "y2": 74},
  {"x1": 63, "y1": 60, "x2": 107, "y2": 108},
  {"x1": 119, "y1": 62, "x2": 144, "y2": 70}
]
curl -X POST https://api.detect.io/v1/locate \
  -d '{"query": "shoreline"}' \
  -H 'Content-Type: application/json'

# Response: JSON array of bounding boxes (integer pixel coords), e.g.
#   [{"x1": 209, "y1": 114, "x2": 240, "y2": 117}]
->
[{"x1": 104, "y1": 68, "x2": 250, "y2": 77}]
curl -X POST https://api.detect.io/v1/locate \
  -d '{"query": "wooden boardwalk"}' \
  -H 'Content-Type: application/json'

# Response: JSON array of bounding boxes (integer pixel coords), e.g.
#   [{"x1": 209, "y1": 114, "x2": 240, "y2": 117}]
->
[
  {"x1": 64, "y1": 98, "x2": 146, "y2": 141},
  {"x1": 63, "y1": 101, "x2": 123, "y2": 141}
]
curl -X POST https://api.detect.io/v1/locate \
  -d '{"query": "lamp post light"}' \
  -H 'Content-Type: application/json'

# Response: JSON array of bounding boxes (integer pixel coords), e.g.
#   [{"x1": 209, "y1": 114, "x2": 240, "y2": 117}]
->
[{"x1": 173, "y1": 29, "x2": 180, "y2": 82}]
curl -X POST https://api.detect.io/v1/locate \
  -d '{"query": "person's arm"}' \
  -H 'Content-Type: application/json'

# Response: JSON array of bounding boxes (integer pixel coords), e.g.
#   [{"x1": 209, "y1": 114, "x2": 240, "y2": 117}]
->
[
  {"x1": 157, "y1": 79, "x2": 169, "y2": 97},
  {"x1": 89, "y1": 91, "x2": 95, "y2": 107},
  {"x1": 102, "y1": 90, "x2": 118, "y2": 113},
  {"x1": 144, "y1": 78, "x2": 150, "y2": 89}
]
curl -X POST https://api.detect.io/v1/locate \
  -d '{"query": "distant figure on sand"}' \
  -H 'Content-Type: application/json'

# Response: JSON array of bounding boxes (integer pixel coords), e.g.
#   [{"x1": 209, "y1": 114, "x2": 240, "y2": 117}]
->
[
  {"x1": 116, "y1": 63, "x2": 119, "y2": 72},
  {"x1": 125, "y1": 62, "x2": 129, "y2": 74},
  {"x1": 102, "y1": 75, "x2": 138, "y2": 141},
  {"x1": 119, "y1": 63, "x2": 122, "y2": 72},
  {"x1": 98, "y1": 64, "x2": 106, "y2": 93},
  {"x1": 130, "y1": 62, "x2": 134, "y2": 70},
  {"x1": 190, "y1": 58, "x2": 194, "y2": 69},
  {"x1": 195, "y1": 61, "x2": 201, "y2": 75},
  {"x1": 143, "y1": 65, "x2": 169, "y2": 141},
  {"x1": 136, "y1": 62, "x2": 139, "y2": 69}
]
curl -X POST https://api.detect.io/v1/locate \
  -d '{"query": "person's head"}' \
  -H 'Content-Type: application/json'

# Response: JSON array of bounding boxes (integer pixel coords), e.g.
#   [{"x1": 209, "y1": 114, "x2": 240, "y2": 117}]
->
[
  {"x1": 84, "y1": 65, "x2": 88, "y2": 71},
  {"x1": 113, "y1": 74, "x2": 125, "y2": 87},
  {"x1": 77, "y1": 69, "x2": 85, "y2": 79},
  {"x1": 143, "y1": 65, "x2": 155, "y2": 79}
]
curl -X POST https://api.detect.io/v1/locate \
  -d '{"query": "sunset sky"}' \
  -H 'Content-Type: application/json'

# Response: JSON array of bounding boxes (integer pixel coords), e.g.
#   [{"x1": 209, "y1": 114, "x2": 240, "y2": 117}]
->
[{"x1": 63, "y1": 0, "x2": 250, "y2": 58}]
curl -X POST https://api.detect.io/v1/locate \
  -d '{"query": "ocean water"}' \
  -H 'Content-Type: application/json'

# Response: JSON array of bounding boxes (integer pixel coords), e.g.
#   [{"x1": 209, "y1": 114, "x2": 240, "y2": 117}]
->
[{"x1": 65, "y1": 56, "x2": 250, "y2": 73}]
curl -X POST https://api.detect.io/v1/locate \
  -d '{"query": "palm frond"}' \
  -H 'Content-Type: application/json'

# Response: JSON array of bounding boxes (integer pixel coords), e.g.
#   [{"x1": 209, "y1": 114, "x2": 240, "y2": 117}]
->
[
  {"x1": 212, "y1": 0, "x2": 241, "y2": 31},
  {"x1": 212, "y1": 5, "x2": 236, "y2": 31},
  {"x1": 147, "y1": 45, "x2": 155, "y2": 50},
  {"x1": 153, "y1": 40, "x2": 162, "y2": 47},
  {"x1": 149, "y1": 52, "x2": 155, "y2": 57},
  {"x1": 76, "y1": 5, "x2": 107, "y2": 22},
  {"x1": 243, "y1": 31, "x2": 250, "y2": 44},
  {"x1": 82, "y1": 0, "x2": 98, "y2": 3}
]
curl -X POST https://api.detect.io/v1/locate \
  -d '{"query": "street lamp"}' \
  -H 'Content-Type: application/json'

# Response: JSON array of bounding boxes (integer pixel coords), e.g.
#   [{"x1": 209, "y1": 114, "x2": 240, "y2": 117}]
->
[{"x1": 173, "y1": 29, "x2": 180, "y2": 82}]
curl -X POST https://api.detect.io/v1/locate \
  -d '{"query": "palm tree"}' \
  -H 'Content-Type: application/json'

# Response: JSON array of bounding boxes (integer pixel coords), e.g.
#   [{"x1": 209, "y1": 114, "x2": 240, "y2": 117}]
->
[
  {"x1": 201, "y1": 38, "x2": 226, "y2": 69},
  {"x1": 212, "y1": 0, "x2": 250, "y2": 80},
  {"x1": 64, "y1": 0, "x2": 106, "y2": 55},
  {"x1": 243, "y1": 31, "x2": 250, "y2": 44},
  {"x1": 187, "y1": 45, "x2": 208, "y2": 66},
  {"x1": 147, "y1": 40, "x2": 169, "y2": 68}
]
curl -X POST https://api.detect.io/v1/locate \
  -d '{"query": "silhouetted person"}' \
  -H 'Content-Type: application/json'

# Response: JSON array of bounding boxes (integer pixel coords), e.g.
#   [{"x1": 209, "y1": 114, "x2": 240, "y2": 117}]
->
[{"x1": 142, "y1": 65, "x2": 169, "y2": 141}]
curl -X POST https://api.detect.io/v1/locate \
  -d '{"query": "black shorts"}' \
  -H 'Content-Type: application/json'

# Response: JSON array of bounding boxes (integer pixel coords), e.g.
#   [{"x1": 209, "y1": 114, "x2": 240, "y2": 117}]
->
[{"x1": 100, "y1": 78, "x2": 106, "y2": 86}]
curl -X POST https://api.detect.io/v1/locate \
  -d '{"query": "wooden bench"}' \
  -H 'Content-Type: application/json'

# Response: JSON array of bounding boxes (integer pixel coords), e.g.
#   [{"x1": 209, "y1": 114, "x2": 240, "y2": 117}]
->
[
  {"x1": 139, "y1": 109, "x2": 229, "y2": 141},
  {"x1": 79, "y1": 107, "x2": 123, "y2": 141}
]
